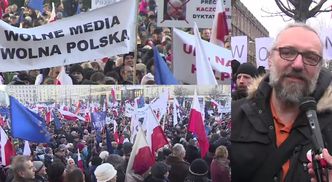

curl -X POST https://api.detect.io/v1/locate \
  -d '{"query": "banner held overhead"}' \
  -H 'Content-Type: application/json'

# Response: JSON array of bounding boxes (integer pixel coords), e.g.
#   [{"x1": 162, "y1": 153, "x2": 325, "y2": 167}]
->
[{"x1": 0, "y1": 0, "x2": 136, "y2": 72}]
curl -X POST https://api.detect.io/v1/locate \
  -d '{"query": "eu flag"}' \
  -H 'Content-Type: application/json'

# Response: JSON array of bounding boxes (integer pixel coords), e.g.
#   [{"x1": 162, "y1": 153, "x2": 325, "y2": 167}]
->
[
  {"x1": 10, "y1": 96, "x2": 51, "y2": 143},
  {"x1": 52, "y1": 111, "x2": 62, "y2": 131},
  {"x1": 28, "y1": 0, "x2": 44, "y2": 13},
  {"x1": 153, "y1": 46, "x2": 178, "y2": 85},
  {"x1": 91, "y1": 111, "x2": 106, "y2": 132}
]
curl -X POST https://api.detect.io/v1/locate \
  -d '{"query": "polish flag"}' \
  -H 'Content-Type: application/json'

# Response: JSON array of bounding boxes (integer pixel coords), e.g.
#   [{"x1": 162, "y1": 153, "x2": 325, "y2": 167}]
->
[
  {"x1": 188, "y1": 91, "x2": 209, "y2": 158},
  {"x1": 126, "y1": 128, "x2": 154, "y2": 181},
  {"x1": 55, "y1": 67, "x2": 73, "y2": 85},
  {"x1": 194, "y1": 22, "x2": 218, "y2": 85},
  {"x1": 210, "y1": 99, "x2": 220, "y2": 108},
  {"x1": 58, "y1": 109, "x2": 85, "y2": 121},
  {"x1": 114, "y1": 121, "x2": 120, "y2": 144},
  {"x1": 45, "y1": 108, "x2": 52, "y2": 125},
  {"x1": 0, "y1": 116, "x2": 4, "y2": 127},
  {"x1": 77, "y1": 149, "x2": 84, "y2": 172},
  {"x1": 75, "y1": 101, "x2": 81, "y2": 114},
  {"x1": 210, "y1": 0, "x2": 229, "y2": 47},
  {"x1": 173, "y1": 97, "x2": 180, "y2": 126},
  {"x1": 23, "y1": 140, "x2": 31, "y2": 156},
  {"x1": 144, "y1": 106, "x2": 168, "y2": 154},
  {"x1": 48, "y1": 2, "x2": 56, "y2": 23},
  {"x1": 111, "y1": 88, "x2": 116, "y2": 103},
  {"x1": 0, "y1": 127, "x2": 15, "y2": 166},
  {"x1": 84, "y1": 112, "x2": 91, "y2": 123}
]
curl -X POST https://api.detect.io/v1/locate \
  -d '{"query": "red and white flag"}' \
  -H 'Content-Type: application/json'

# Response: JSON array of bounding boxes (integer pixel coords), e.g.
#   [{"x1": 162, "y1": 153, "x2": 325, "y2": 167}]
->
[
  {"x1": 23, "y1": 140, "x2": 31, "y2": 156},
  {"x1": 144, "y1": 106, "x2": 168, "y2": 154},
  {"x1": 77, "y1": 149, "x2": 84, "y2": 172},
  {"x1": 125, "y1": 128, "x2": 154, "y2": 182},
  {"x1": 45, "y1": 108, "x2": 52, "y2": 125},
  {"x1": 210, "y1": 99, "x2": 220, "y2": 108},
  {"x1": 58, "y1": 109, "x2": 85, "y2": 121},
  {"x1": 48, "y1": 2, "x2": 56, "y2": 23},
  {"x1": 194, "y1": 22, "x2": 217, "y2": 85},
  {"x1": 188, "y1": 91, "x2": 209, "y2": 158},
  {"x1": 0, "y1": 127, "x2": 15, "y2": 166},
  {"x1": 210, "y1": 0, "x2": 229, "y2": 47},
  {"x1": 0, "y1": 116, "x2": 4, "y2": 127},
  {"x1": 173, "y1": 97, "x2": 180, "y2": 126},
  {"x1": 55, "y1": 67, "x2": 73, "y2": 85}
]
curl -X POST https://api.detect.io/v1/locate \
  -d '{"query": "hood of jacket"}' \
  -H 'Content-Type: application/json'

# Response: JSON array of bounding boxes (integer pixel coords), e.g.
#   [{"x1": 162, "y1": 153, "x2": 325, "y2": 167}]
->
[{"x1": 247, "y1": 68, "x2": 332, "y2": 113}]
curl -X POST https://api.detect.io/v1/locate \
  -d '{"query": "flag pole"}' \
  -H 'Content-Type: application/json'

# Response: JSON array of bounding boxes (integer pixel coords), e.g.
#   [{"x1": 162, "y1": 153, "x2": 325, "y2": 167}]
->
[{"x1": 133, "y1": 0, "x2": 139, "y2": 84}]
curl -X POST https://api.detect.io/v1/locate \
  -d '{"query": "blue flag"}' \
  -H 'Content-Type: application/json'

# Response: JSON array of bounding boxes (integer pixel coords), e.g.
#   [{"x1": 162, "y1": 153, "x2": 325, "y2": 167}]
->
[
  {"x1": 137, "y1": 96, "x2": 145, "y2": 108},
  {"x1": 153, "y1": 46, "x2": 178, "y2": 85},
  {"x1": 10, "y1": 96, "x2": 51, "y2": 143},
  {"x1": 0, "y1": 106, "x2": 9, "y2": 118},
  {"x1": 28, "y1": 0, "x2": 44, "y2": 13},
  {"x1": 91, "y1": 112, "x2": 106, "y2": 132},
  {"x1": 105, "y1": 125, "x2": 113, "y2": 154},
  {"x1": 52, "y1": 111, "x2": 62, "y2": 130}
]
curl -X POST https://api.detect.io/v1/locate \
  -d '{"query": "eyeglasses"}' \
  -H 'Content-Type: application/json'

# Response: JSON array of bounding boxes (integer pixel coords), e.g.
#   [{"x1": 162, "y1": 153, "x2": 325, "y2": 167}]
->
[{"x1": 273, "y1": 47, "x2": 322, "y2": 66}]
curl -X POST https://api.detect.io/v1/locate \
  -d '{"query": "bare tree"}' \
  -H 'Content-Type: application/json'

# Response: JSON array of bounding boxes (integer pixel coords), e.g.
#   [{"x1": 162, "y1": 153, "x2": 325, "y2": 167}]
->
[{"x1": 273, "y1": 0, "x2": 332, "y2": 22}]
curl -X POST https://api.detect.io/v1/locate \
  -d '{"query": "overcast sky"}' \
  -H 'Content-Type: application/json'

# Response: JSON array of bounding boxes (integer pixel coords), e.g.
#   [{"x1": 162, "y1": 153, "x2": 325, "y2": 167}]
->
[{"x1": 240, "y1": 0, "x2": 332, "y2": 38}]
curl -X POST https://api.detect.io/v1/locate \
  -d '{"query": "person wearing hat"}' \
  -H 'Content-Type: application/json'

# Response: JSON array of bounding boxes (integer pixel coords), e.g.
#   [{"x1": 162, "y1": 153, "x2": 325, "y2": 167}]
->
[
  {"x1": 123, "y1": 52, "x2": 135, "y2": 67},
  {"x1": 69, "y1": 64, "x2": 84, "y2": 84},
  {"x1": 33, "y1": 161, "x2": 48, "y2": 182},
  {"x1": 231, "y1": 62, "x2": 258, "y2": 100},
  {"x1": 94, "y1": 163, "x2": 117, "y2": 182},
  {"x1": 184, "y1": 159, "x2": 210, "y2": 182},
  {"x1": 144, "y1": 162, "x2": 170, "y2": 182}
]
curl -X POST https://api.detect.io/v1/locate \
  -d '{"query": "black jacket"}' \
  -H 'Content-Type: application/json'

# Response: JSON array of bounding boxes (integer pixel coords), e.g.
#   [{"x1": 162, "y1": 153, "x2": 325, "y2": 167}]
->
[{"x1": 231, "y1": 69, "x2": 332, "y2": 182}]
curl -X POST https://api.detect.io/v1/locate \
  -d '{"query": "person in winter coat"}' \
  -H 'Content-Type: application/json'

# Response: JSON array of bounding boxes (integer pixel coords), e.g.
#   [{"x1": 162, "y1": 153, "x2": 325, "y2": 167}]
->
[
  {"x1": 231, "y1": 23, "x2": 332, "y2": 182},
  {"x1": 210, "y1": 146, "x2": 230, "y2": 182}
]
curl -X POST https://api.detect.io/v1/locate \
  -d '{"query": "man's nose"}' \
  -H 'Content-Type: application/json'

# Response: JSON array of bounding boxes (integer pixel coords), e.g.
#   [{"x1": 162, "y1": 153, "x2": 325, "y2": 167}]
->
[{"x1": 291, "y1": 54, "x2": 305, "y2": 71}]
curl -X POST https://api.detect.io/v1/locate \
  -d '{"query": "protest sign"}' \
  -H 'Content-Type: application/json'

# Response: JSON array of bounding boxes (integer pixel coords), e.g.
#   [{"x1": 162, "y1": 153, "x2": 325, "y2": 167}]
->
[
  {"x1": 173, "y1": 28, "x2": 232, "y2": 84},
  {"x1": 322, "y1": 28, "x2": 332, "y2": 61},
  {"x1": 255, "y1": 37, "x2": 273, "y2": 69},
  {"x1": 231, "y1": 36, "x2": 247, "y2": 64},
  {"x1": 0, "y1": 0, "x2": 136, "y2": 72},
  {"x1": 157, "y1": 0, "x2": 231, "y2": 29},
  {"x1": 91, "y1": 0, "x2": 121, "y2": 10}
]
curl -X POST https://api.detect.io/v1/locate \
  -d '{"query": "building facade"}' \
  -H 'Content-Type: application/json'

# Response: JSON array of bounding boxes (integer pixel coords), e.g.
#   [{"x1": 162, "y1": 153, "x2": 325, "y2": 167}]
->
[{"x1": 231, "y1": 0, "x2": 269, "y2": 65}]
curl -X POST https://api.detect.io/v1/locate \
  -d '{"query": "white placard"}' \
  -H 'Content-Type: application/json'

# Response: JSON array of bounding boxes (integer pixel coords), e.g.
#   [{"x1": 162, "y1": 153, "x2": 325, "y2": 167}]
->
[
  {"x1": 255, "y1": 37, "x2": 273, "y2": 69},
  {"x1": 157, "y1": 0, "x2": 231, "y2": 28},
  {"x1": 0, "y1": 0, "x2": 136, "y2": 72},
  {"x1": 173, "y1": 28, "x2": 232, "y2": 84},
  {"x1": 322, "y1": 28, "x2": 332, "y2": 61},
  {"x1": 231, "y1": 36, "x2": 248, "y2": 64}
]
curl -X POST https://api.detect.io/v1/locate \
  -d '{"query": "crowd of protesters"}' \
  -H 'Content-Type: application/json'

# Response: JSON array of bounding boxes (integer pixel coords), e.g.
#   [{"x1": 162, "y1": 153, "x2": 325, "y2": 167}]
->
[
  {"x1": 0, "y1": 0, "x2": 231, "y2": 85},
  {"x1": 0, "y1": 96, "x2": 231, "y2": 182}
]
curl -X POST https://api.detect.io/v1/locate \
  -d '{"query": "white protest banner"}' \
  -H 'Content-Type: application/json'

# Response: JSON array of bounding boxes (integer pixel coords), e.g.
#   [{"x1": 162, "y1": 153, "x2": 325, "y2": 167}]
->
[
  {"x1": 0, "y1": 0, "x2": 136, "y2": 72},
  {"x1": 173, "y1": 28, "x2": 232, "y2": 84},
  {"x1": 231, "y1": 36, "x2": 248, "y2": 64},
  {"x1": 157, "y1": 0, "x2": 231, "y2": 28},
  {"x1": 255, "y1": 37, "x2": 273, "y2": 69},
  {"x1": 91, "y1": 0, "x2": 122, "y2": 10},
  {"x1": 322, "y1": 28, "x2": 332, "y2": 61}
]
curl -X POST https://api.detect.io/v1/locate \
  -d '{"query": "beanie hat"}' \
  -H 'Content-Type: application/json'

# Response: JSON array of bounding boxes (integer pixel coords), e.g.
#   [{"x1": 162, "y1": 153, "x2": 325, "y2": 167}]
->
[
  {"x1": 151, "y1": 162, "x2": 170, "y2": 179},
  {"x1": 99, "y1": 151, "x2": 109, "y2": 161},
  {"x1": 76, "y1": 143, "x2": 85, "y2": 152},
  {"x1": 189, "y1": 159, "x2": 209, "y2": 176},
  {"x1": 94, "y1": 163, "x2": 117, "y2": 182},
  {"x1": 69, "y1": 64, "x2": 83, "y2": 74},
  {"x1": 123, "y1": 142, "x2": 133, "y2": 156},
  {"x1": 123, "y1": 52, "x2": 134, "y2": 61},
  {"x1": 33, "y1": 161, "x2": 44, "y2": 173},
  {"x1": 141, "y1": 73, "x2": 155, "y2": 85},
  {"x1": 236, "y1": 63, "x2": 258, "y2": 78}
]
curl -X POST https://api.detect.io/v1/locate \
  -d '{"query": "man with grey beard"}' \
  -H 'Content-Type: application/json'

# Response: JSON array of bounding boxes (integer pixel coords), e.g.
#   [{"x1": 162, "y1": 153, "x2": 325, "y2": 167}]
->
[{"x1": 230, "y1": 23, "x2": 332, "y2": 182}]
